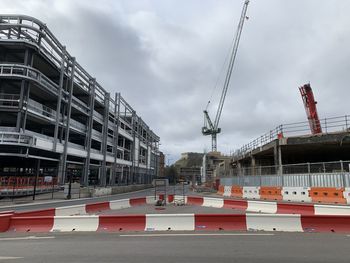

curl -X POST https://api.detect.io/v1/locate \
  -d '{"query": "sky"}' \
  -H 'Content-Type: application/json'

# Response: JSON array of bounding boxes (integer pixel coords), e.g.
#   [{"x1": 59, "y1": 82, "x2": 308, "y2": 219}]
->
[{"x1": 2, "y1": 0, "x2": 350, "y2": 163}]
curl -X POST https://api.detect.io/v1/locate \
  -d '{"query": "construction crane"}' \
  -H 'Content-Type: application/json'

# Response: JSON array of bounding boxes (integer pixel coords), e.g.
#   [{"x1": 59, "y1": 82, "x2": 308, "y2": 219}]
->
[
  {"x1": 299, "y1": 83, "x2": 322, "y2": 134},
  {"x1": 202, "y1": 0, "x2": 250, "y2": 152}
]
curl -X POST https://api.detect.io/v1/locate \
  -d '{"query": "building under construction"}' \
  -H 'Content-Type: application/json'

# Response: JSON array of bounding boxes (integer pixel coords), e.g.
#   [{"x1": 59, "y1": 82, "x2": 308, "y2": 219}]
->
[
  {"x1": 232, "y1": 115, "x2": 350, "y2": 173},
  {"x1": 232, "y1": 84, "x2": 350, "y2": 174},
  {"x1": 0, "y1": 15, "x2": 160, "y2": 188}
]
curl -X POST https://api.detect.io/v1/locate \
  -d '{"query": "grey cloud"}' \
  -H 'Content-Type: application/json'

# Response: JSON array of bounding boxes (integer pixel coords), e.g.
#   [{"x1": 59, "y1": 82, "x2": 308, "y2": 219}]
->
[{"x1": 2, "y1": 0, "x2": 350, "y2": 162}]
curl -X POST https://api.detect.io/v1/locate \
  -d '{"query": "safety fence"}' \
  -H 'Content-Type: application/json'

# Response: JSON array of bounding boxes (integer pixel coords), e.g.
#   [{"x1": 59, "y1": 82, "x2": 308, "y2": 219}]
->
[
  {"x1": 234, "y1": 114, "x2": 350, "y2": 158},
  {"x1": 220, "y1": 160, "x2": 350, "y2": 188},
  {"x1": 217, "y1": 185, "x2": 350, "y2": 205},
  {"x1": 0, "y1": 176, "x2": 59, "y2": 198}
]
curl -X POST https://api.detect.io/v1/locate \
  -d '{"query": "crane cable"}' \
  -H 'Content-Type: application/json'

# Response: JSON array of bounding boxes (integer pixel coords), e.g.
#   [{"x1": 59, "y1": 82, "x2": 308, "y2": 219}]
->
[{"x1": 205, "y1": 23, "x2": 238, "y2": 112}]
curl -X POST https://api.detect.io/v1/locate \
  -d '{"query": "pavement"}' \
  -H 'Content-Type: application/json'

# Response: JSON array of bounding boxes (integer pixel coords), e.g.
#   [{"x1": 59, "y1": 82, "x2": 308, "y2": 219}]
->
[
  {"x1": 96, "y1": 204, "x2": 246, "y2": 215},
  {"x1": 0, "y1": 187, "x2": 157, "y2": 212},
  {"x1": 0, "y1": 185, "x2": 201, "y2": 212},
  {"x1": 0, "y1": 232, "x2": 348, "y2": 263}
]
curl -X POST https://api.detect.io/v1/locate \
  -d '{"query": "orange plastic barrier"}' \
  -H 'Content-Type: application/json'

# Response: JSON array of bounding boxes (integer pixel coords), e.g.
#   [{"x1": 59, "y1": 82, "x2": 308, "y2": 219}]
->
[
  {"x1": 310, "y1": 187, "x2": 346, "y2": 204},
  {"x1": 260, "y1": 186, "x2": 283, "y2": 201},
  {"x1": 217, "y1": 185, "x2": 225, "y2": 195},
  {"x1": 231, "y1": 185, "x2": 243, "y2": 198}
]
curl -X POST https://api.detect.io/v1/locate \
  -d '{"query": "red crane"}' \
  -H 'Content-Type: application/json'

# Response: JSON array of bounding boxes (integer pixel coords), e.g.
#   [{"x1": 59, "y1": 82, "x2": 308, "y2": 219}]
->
[{"x1": 299, "y1": 83, "x2": 322, "y2": 134}]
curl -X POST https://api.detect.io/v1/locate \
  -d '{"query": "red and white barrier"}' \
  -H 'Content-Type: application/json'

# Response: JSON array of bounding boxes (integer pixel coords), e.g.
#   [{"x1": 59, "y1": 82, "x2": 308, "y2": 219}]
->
[
  {"x1": 146, "y1": 214, "x2": 195, "y2": 231},
  {"x1": 55, "y1": 204, "x2": 87, "y2": 216},
  {"x1": 109, "y1": 199, "x2": 131, "y2": 210},
  {"x1": 247, "y1": 200, "x2": 277, "y2": 213},
  {"x1": 202, "y1": 197, "x2": 224, "y2": 208},
  {"x1": 175, "y1": 195, "x2": 350, "y2": 216},
  {"x1": 246, "y1": 213, "x2": 303, "y2": 232},
  {"x1": 3, "y1": 213, "x2": 350, "y2": 233},
  {"x1": 313, "y1": 204, "x2": 350, "y2": 215},
  {"x1": 52, "y1": 215, "x2": 99, "y2": 232}
]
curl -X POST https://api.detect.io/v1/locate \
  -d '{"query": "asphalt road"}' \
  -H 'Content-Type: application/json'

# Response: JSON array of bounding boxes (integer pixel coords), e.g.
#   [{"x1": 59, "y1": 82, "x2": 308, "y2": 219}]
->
[
  {"x1": 0, "y1": 185, "x2": 203, "y2": 213},
  {"x1": 0, "y1": 187, "x2": 156, "y2": 212},
  {"x1": 0, "y1": 232, "x2": 348, "y2": 263}
]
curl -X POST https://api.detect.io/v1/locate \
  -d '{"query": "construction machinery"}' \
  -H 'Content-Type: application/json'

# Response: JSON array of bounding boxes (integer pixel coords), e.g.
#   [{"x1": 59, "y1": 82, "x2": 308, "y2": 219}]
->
[
  {"x1": 202, "y1": 0, "x2": 250, "y2": 152},
  {"x1": 299, "y1": 83, "x2": 322, "y2": 134}
]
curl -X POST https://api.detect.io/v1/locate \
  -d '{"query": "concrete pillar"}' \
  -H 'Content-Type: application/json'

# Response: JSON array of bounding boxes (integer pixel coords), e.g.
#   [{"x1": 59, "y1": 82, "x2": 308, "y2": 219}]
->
[
  {"x1": 251, "y1": 156, "x2": 256, "y2": 176},
  {"x1": 273, "y1": 142, "x2": 283, "y2": 176},
  {"x1": 237, "y1": 161, "x2": 242, "y2": 176}
]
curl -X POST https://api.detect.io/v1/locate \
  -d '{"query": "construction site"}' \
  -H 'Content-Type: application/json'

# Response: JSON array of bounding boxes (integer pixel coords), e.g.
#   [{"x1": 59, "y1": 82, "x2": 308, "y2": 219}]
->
[
  {"x1": 0, "y1": 15, "x2": 160, "y2": 197},
  {"x1": 0, "y1": 1, "x2": 350, "y2": 262}
]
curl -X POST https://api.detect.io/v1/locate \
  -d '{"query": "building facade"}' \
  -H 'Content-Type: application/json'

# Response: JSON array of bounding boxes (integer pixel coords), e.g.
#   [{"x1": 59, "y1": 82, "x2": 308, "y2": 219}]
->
[{"x1": 0, "y1": 15, "x2": 160, "y2": 187}]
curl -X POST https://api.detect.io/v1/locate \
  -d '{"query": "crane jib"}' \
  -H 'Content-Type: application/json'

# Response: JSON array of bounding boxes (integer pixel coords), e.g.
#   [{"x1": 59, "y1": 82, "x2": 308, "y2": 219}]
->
[{"x1": 202, "y1": 0, "x2": 250, "y2": 152}]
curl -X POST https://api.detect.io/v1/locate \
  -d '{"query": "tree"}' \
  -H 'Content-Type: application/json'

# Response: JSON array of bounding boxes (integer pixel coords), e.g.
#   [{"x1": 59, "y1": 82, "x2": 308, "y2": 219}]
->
[{"x1": 164, "y1": 165, "x2": 178, "y2": 184}]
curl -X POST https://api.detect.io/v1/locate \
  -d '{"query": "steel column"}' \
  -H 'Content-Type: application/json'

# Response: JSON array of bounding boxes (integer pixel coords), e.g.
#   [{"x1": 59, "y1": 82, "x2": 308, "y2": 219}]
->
[
  {"x1": 59, "y1": 57, "x2": 76, "y2": 184},
  {"x1": 16, "y1": 48, "x2": 32, "y2": 132},
  {"x1": 112, "y1": 92, "x2": 121, "y2": 186},
  {"x1": 83, "y1": 78, "x2": 96, "y2": 186},
  {"x1": 100, "y1": 92, "x2": 110, "y2": 187},
  {"x1": 53, "y1": 46, "x2": 66, "y2": 151}
]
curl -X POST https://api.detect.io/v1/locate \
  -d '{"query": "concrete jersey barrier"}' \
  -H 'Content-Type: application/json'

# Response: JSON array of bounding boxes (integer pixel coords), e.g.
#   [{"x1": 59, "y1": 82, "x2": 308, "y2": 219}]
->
[{"x1": 3, "y1": 213, "x2": 350, "y2": 233}]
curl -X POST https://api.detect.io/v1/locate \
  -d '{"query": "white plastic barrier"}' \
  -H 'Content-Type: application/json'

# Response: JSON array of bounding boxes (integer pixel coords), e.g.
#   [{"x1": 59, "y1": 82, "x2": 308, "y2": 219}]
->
[
  {"x1": 145, "y1": 214, "x2": 195, "y2": 231},
  {"x1": 146, "y1": 196, "x2": 157, "y2": 205},
  {"x1": 314, "y1": 204, "x2": 350, "y2": 215},
  {"x1": 343, "y1": 188, "x2": 350, "y2": 204},
  {"x1": 282, "y1": 187, "x2": 311, "y2": 202},
  {"x1": 243, "y1": 187, "x2": 260, "y2": 199},
  {"x1": 247, "y1": 200, "x2": 277, "y2": 214},
  {"x1": 202, "y1": 197, "x2": 224, "y2": 208},
  {"x1": 173, "y1": 195, "x2": 188, "y2": 205},
  {"x1": 92, "y1": 187, "x2": 112, "y2": 197},
  {"x1": 51, "y1": 216, "x2": 99, "y2": 232},
  {"x1": 55, "y1": 204, "x2": 87, "y2": 216},
  {"x1": 223, "y1": 186, "x2": 232, "y2": 197},
  {"x1": 246, "y1": 214, "x2": 303, "y2": 232},
  {"x1": 109, "y1": 199, "x2": 131, "y2": 210}
]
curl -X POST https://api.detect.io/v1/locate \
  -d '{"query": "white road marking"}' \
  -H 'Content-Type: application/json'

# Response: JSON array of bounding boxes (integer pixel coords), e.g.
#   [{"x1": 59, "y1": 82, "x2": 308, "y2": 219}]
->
[
  {"x1": 0, "y1": 256, "x2": 24, "y2": 260},
  {"x1": 120, "y1": 233, "x2": 275, "y2": 237},
  {"x1": 0, "y1": 236, "x2": 55, "y2": 241}
]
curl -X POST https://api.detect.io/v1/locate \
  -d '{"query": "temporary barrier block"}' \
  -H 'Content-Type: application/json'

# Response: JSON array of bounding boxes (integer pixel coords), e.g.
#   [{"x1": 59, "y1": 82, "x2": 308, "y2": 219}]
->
[
  {"x1": 195, "y1": 214, "x2": 246, "y2": 231},
  {"x1": 98, "y1": 215, "x2": 146, "y2": 231}
]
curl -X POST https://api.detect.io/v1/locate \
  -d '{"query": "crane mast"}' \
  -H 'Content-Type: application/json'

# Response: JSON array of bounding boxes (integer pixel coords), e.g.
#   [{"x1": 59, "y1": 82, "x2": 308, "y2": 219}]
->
[{"x1": 202, "y1": 0, "x2": 250, "y2": 152}]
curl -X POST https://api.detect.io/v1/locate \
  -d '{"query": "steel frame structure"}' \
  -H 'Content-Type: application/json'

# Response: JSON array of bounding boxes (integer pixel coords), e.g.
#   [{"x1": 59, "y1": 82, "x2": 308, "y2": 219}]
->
[{"x1": 0, "y1": 15, "x2": 160, "y2": 187}]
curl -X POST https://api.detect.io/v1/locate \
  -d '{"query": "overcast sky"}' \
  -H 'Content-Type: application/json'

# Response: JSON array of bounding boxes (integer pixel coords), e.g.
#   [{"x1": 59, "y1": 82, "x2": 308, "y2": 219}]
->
[{"x1": 3, "y1": 0, "x2": 350, "y2": 163}]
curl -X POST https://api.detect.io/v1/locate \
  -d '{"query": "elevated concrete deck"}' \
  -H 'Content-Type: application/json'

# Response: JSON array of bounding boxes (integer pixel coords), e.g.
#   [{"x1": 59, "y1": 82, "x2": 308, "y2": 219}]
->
[{"x1": 233, "y1": 130, "x2": 350, "y2": 168}]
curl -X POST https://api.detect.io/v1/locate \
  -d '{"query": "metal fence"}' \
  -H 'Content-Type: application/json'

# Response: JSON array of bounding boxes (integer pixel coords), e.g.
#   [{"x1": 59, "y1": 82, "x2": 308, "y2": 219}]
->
[
  {"x1": 219, "y1": 160, "x2": 350, "y2": 187},
  {"x1": 234, "y1": 115, "x2": 350, "y2": 158}
]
